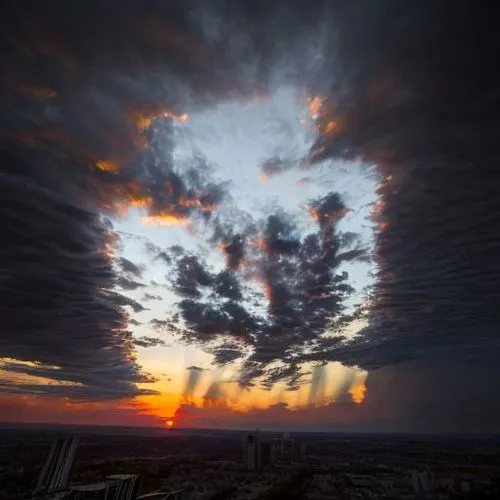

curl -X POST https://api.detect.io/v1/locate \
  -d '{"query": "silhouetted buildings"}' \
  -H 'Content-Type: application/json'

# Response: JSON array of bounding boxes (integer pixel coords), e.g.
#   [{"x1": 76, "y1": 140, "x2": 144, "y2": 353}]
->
[
  {"x1": 411, "y1": 468, "x2": 435, "y2": 498},
  {"x1": 69, "y1": 482, "x2": 116, "y2": 500},
  {"x1": 244, "y1": 432, "x2": 277, "y2": 471},
  {"x1": 32, "y1": 436, "x2": 140, "y2": 500},
  {"x1": 68, "y1": 475, "x2": 139, "y2": 500},
  {"x1": 244, "y1": 434, "x2": 258, "y2": 471},
  {"x1": 106, "y1": 475, "x2": 140, "y2": 500},
  {"x1": 258, "y1": 440, "x2": 275, "y2": 470},
  {"x1": 279, "y1": 433, "x2": 306, "y2": 462},
  {"x1": 9, "y1": 429, "x2": 496, "y2": 500},
  {"x1": 34, "y1": 436, "x2": 79, "y2": 495},
  {"x1": 244, "y1": 432, "x2": 307, "y2": 471}
]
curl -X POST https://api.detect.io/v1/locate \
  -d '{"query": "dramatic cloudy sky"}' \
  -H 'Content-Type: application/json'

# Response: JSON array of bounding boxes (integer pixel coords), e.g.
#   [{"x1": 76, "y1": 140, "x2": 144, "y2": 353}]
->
[{"x1": 1, "y1": 0, "x2": 499, "y2": 433}]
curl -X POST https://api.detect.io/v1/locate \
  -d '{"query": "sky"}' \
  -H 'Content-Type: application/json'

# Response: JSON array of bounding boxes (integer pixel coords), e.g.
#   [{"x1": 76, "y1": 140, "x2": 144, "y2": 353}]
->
[{"x1": 1, "y1": 0, "x2": 500, "y2": 433}]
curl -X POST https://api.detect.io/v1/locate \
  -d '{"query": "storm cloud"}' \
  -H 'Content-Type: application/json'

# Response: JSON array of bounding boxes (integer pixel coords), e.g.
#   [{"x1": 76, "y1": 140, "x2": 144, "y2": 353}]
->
[
  {"x1": 297, "y1": 2, "x2": 500, "y2": 374},
  {"x1": 1, "y1": 0, "x2": 499, "y2": 431}
]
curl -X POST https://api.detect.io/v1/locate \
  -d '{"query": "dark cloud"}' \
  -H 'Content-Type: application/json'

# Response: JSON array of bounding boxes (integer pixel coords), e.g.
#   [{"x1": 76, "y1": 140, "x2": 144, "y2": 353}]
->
[
  {"x1": 142, "y1": 292, "x2": 163, "y2": 302},
  {"x1": 238, "y1": 361, "x2": 266, "y2": 389},
  {"x1": 155, "y1": 251, "x2": 172, "y2": 265},
  {"x1": 259, "y1": 157, "x2": 294, "y2": 180},
  {"x1": 309, "y1": 192, "x2": 347, "y2": 230},
  {"x1": 299, "y1": 1, "x2": 500, "y2": 378},
  {"x1": 178, "y1": 299, "x2": 258, "y2": 343},
  {"x1": 173, "y1": 255, "x2": 213, "y2": 298},
  {"x1": 248, "y1": 208, "x2": 363, "y2": 362},
  {"x1": 109, "y1": 293, "x2": 146, "y2": 313},
  {"x1": 162, "y1": 201, "x2": 366, "y2": 386},
  {"x1": 118, "y1": 257, "x2": 144, "y2": 278},
  {"x1": 116, "y1": 276, "x2": 146, "y2": 291},
  {"x1": 220, "y1": 234, "x2": 245, "y2": 271},
  {"x1": 132, "y1": 336, "x2": 166, "y2": 348},
  {"x1": 0, "y1": 0, "x2": 244, "y2": 400},
  {"x1": 260, "y1": 364, "x2": 305, "y2": 391},
  {"x1": 213, "y1": 271, "x2": 243, "y2": 301},
  {"x1": 210, "y1": 343, "x2": 246, "y2": 365},
  {"x1": 260, "y1": 213, "x2": 301, "y2": 256},
  {"x1": 0, "y1": 383, "x2": 157, "y2": 400},
  {"x1": 1, "y1": 0, "x2": 499, "y2": 431},
  {"x1": 0, "y1": 161, "x2": 155, "y2": 399},
  {"x1": 169, "y1": 245, "x2": 185, "y2": 257},
  {"x1": 150, "y1": 318, "x2": 176, "y2": 333}
]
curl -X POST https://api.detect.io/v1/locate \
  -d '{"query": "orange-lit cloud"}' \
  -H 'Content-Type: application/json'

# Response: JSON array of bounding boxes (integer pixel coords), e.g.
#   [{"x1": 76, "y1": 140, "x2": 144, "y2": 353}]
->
[
  {"x1": 95, "y1": 160, "x2": 121, "y2": 173},
  {"x1": 131, "y1": 108, "x2": 189, "y2": 132},
  {"x1": 324, "y1": 120, "x2": 336, "y2": 134},
  {"x1": 141, "y1": 213, "x2": 189, "y2": 226},
  {"x1": 178, "y1": 196, "x2": 217, "y2": 213},
  {"x1": 253, "y1": 234, "x2": 268, "y2": 251},
  {"x1": 0, "y1": 393, "x2": 164, "y2": 428},
  {"x1": 308, "y1": 95, "x2": 324, "y2": 120},
  {"x1": 308, "y1": 205, "x2": 347, "y2": 224},
  {"x1": 349, "y1": 378, "x2": 367, "y2": 404}
]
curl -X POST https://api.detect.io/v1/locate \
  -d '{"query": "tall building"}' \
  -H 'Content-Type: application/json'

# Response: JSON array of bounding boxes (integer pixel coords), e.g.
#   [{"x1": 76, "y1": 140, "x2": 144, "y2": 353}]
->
[
  {"x1": 243, "y1": 432, "x2": 277, "y2": 471},
  {"x1": 107, "y1": 474, "x2": 140, "y2": 500},
  {"x1": 258, "y1": 440, "x2": 276, "y2": 469},
  {"x1": 69, "y1": 481, "x2": 119, "y2": 500},
  {"x1": 69, "y1": 475, "x2": 140, "y2": 500},
  {"x1": 244, "y1": 434, "x2": 257, "y2": 471},
  {"x1": 411, "y1": 468, "x2": 434, "y2": 497},
  {"x1": 34, "y1": 436, "x2": 79, "y2": 495}
]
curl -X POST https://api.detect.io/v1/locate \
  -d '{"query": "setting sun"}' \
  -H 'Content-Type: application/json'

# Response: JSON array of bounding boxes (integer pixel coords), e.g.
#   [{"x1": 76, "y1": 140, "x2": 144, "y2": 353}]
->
[{"x1": 166, "y1": 420, "x2": 175, "y2": 428}]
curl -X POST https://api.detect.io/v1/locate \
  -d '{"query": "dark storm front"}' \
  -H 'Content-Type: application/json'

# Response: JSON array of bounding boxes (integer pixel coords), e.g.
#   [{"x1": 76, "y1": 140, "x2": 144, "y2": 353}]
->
[
  {"x1": 2, "y1": 0, "x2": 500, "y2": 433},
  {"x1": 1, "y1": 427, "x2": 499, "y2": 499},
  {"x1": 0, "y1": 3, "x2": 500, "y2": 500}
]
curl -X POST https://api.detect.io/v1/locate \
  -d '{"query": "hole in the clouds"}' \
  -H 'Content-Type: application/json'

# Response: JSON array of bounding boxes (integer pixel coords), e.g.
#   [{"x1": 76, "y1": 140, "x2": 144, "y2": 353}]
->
[
  {"x1": 170, "y1": 87, "x2": 378, "y2": 303},
  {"x1": 112, "y1": 86, "x2": 379, "y2": 408}
]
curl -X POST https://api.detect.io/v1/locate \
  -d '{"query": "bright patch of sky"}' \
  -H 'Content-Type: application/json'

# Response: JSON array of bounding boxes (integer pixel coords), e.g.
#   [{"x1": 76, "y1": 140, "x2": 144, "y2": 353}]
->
[{"x1": 115, "y1": 87, "x2": 378, "y2": 404}]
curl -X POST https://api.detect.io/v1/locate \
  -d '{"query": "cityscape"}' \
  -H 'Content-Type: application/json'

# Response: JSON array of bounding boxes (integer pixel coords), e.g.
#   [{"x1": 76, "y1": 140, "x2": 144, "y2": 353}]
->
[{"x1": 1, "y1": 425, "x2": 499, "y2": 499}]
